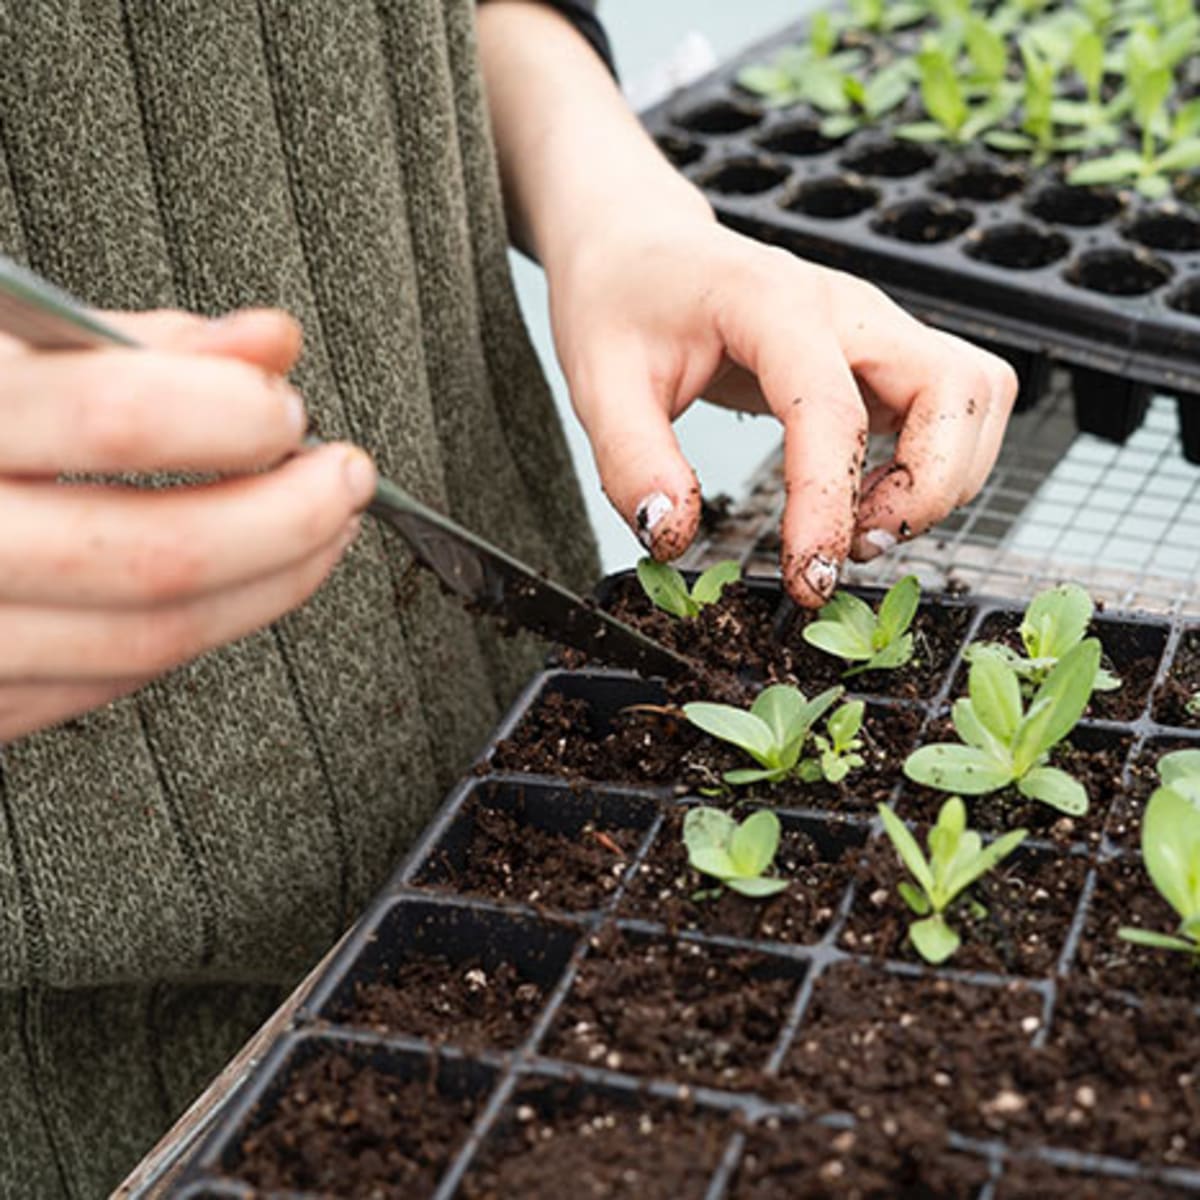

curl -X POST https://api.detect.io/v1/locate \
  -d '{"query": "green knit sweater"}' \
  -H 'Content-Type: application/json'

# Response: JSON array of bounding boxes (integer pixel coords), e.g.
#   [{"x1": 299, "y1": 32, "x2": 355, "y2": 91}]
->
[{"x1": 0, "y1": 2, "x2": 596, "y2": 1194}]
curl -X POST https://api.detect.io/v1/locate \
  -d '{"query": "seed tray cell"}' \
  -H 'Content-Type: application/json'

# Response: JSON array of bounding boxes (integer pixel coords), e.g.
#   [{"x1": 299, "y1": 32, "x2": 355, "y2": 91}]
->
[
  {"x1": 168, "y1": 574, "x2": 1200, "y2": 1197},
  {"x1": 641, "y1": 23, "x2": 1200, "y2": 462}
]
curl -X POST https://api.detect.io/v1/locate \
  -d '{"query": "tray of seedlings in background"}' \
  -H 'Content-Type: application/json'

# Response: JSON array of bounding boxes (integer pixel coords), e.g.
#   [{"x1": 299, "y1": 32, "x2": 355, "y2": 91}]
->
[
  {"x1": 641, "y1": 0, "x2": 1200, "y2": 460},
  {"x1": 169, "y1": 564, "x2": 1200, "y2": 1196}
]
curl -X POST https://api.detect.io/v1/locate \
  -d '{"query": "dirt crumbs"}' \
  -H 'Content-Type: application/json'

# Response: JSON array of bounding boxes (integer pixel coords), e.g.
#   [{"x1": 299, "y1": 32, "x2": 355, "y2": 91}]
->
[
  {"x1": 231, "y1": 1052, "x2": 480, "y2": 1196},
  {"x1": 618, "y1": 807, "x2": 864, "y2": 945},
  {"x1": 419, "y1": 795, "x2": 642, "y2": 912},
  {"x1": 460, "y1": 1082, "x2": 730, "y2": 1200},
  {"x1": 994, "y1": 1160, "x2": 1195, "y2": 1198},
  {"x1": 1154, "y1": 628, "x2": 1200, "y2": 728},
  {"x1": 336, "y1": 955, "x2": 550, "y2": 1051},
  {"x1": 544, "y1": 928, "x2": 799, "y2": 1089},
  {"x1": 840, "y1": 840, "x2": 1087, "y2": 977},
  {"x1": 729, "y1": 1115, "x2": 989, "y2": 1199},
  {"x1": 1074, "y1": 855, "x2": 1200, "y2": 1002},
  {"x1": 776, "y1": 965, "x2": 1042, "y2": 1139}
]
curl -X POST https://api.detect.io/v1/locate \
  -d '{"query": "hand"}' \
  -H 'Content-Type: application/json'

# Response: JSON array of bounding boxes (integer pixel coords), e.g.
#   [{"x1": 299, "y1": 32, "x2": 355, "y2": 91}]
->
[
  {"x1": 548, "y1": 217, "x2": 1017, "y2": 607},
  {"x1": 0, "y1": 309, "x2": 376, "y2": 742}
]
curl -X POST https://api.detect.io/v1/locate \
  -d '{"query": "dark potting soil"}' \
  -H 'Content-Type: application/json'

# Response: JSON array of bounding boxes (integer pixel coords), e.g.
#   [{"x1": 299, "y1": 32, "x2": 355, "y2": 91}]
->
[
  {"x1": 1103, "y1": 737, "x2": 1189, "y2": 851},
  {"x1": 775, "y1": 965, "x2": 1042, "y2": 1140},
  {"x1": 898, "y1": 722, "x2": 1131, "y2": 848},
  {"x1": 1154, "y1": 629, "x2": 1200, "y2": 728},
  {"x1": 993, "y1": 1161, "x2": 1197, "y2": 1198},
  {"x1": 459, "y1": 1084, "x2": 730, "y2": 1200},
  {"x1": 729, "y1": 1114, "x2": 989, "y2": 1199},
  {"x1": 616, "y1": 806, "x2": 863, "y2": 945},
  {"x1": 1074, "y1": 854, "x2": 1200, "y2": 1003},
  {"x1": 1011, "y1": 981, "x2": 1200, "y2": 1168},
  {"x1": 492, "y1": 688, "x2": 923, "y2": 812},
  {"x1": 959, "y1": 612, "x2": 1160, "y2": 723},
  {"x1": 839, "y1": 839, "x2": 1087, "y2": 977},
  {"x1": 337, "y1": 955, "x2": 549, "y2": 1051},
  {"x1": 424, "y1": 798, "x2": 639, "y2": 912},
  {"x1": 543, "y1": 927, "x2": 797, "y2": 1090},
  {"x1": 230, "y1": 1052, "x2": 479, "y2": 1196},
  {"x1": 782, "y1": 603, "x2": 972, "y2": 701}
]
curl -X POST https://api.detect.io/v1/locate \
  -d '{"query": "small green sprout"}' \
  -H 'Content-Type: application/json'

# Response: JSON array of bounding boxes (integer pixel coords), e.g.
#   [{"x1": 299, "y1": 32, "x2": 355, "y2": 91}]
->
[
  {"x1": 683, "y1": 807, "x2": 789, "y2": 898},
  {"x1": 1157, "y1": 747, "x2": 1200, "y2": 803},
  {"x1": 684, "y1": 683, "x2": 844, "y2": 786},
  {"x1": 806, "y1": 699, "x2": 867, "y2": 784},
  {"x1": 904, "y1": 639, "x2": 1099, "y2": 815},
  {"x1": 803, "y1": 575, "x2": 921, "y2": 677},
  {"x1": 818, "y1": 60, "x2": 918, "y2": 139},
  {"x1": 846, "y1": 0, "x2": 929, "y2": 34},
  {"x1": 636, "y1": 557, "x2": 740, "y2": 620},
  {"x1": 898, "y1": 44, "x2": 1018, "y2": 144},
  {"x1": 1187, "y1": 692, "x2": 1200, "y2": 720},
  {"x1": 1117, "y1": 784, "x2": 1200, "y2": 959},
  {"x1": 963, "y1": 583, "x2": 1120, "y2": 694},
  {"x1": 879, "y1": 797, "x2": 1028, "y2": 964},
  {"x1": 735, "y1": 33, "x2": 864, "y2": 109}
]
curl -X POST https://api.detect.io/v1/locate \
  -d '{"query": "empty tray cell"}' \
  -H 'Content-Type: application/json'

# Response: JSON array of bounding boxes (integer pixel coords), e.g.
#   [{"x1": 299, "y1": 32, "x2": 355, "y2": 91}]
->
[
  {"x1": 756, "y1": 118, "x2": 847, "y2": 157},
  {"x1": 782, "y1": 174, "x2": 880, "y2": 219},
  {"x1": 872, "y1": 198, "x2": 974, "y2": 244},
  {"x1": 1167, "y1": 277, "x2": 1200, "y2": 318},
  {"x1": 1026, "y1": 183, "x2": 1124, "y2": 226},
  {"x1": 1153, "y1": 626, "x2": 1200, "y2": 728},
  {"x1": 1105, "y1": 733, "x2": 1200, "y2": 849},
  {"x1": 542, "y1": 926, "x2": 802, "y2": 1089},
  {"x1": 216, "y1": 1034, "x2": 496, "y2": 1195},
  {"x1": 1064, "y1": 247, "x2": 1173, "y2": 296},
  {"x1": 617, "y1": 806, "x2": 868, "y2": 946},
  {"x1": 460, "y1": 1076, "x2": 731, "y2": 1200},
  {"x1": 655, "y1": 133, "x2": 705, "y2": 169},
  {"x1": 697, "y1": 157, "x2": 790, "y2": 196},
  {"x1": 1124, "y1": 207, "x2": 1200, "y2": 252},
  {"x1": 674, "y1": 98, "x2": 761, "y2": 135},
  {"x1": 932, "y1": 159, "x2": 1026, "y2": 201},
  {"x1": 729, "y1": 1115, "x2": 990, "y2": 1198},
  {"x1": 410, "y1": 779, "x2": 656, "y2": 913},
  {"x1": 303, "y1": 898, "x2": 578, "y2": 1052},
  {"x1": 840, "y1": 837, "x2": 1087, "y2": 977},
  {"x1": 898, "y1": 721, "x2": 1132, "y2": 847},
  {"x1": 1074, "y1": 853, "x2": 1200, "y2": 1003},
  {"x1": 994, "y1": 1161, "x2": 1196, "y2": 1198},
  {"x1": 840, "y1": 138, "x2": 937, "y2": 178},
  {"x1": 965, "y1": 222, "x2": 1071, "y2": 270},
  {"x1": 777, "y1": 963, "x2": 1043, "y2": 1139}
]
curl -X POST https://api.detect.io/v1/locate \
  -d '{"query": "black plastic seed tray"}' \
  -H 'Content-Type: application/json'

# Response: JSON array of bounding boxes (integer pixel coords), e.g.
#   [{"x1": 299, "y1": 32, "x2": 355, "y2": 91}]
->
[
  {"x1": 642, "y1": 17, "x2": 1200, "y2": 461},
  {"x1": 165, "y1": 574, "x2": 1200, "y2": 1197}
]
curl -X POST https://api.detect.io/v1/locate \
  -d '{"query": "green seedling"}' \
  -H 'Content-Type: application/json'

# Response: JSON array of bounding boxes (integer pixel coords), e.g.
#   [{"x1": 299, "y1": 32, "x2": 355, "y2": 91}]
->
[
  {"x1": 898, "y1": 43, "x2": 1018, "y2": 143},
  {"x1": 807, "y1": 700, "x2": 867, "y2": 784},
  {"x1": 847, "y1": 0, "x2": 929, "y2": 34},
  {"x1": 904, "y1": 639, "x2": 1100, "y2": 815},
  {"x1": 879, "y1": 797, "x2": 1028, "y2": 963},
  {"x1": 736, "y1": 29, "x2": 864, "y2": 109},
  {"x1": 985, "y1": 38, "x2": 1060, "y2": 159},
  {"x1": 684, "y1": 683, "x2": 844, "y2": 786},
  {"x1": 1117, "y1": 784, "x2": 1200, "y2": 958},
  {"x1": 963, "y1": 583, "x2": 1120, "y2": 694},
  {"x1": 1187, "y1": 691, "x2": 1200, "y2": 720},
  {"x1": 819, "y1": 60, "x2": 917, "y2": 138},
  {"x1": 683, "y1": 806, "x2": 789, "y2": 898},
  {"x1": 636, "y1": 557, "x2": 740, "y2": 620},
  {"x1": 802, "y1": 575, "x2": 921, "y2": 676}
]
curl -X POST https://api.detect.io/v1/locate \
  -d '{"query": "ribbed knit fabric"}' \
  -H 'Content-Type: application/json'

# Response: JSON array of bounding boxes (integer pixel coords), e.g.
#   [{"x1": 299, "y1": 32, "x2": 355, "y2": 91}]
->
[{"x1": 0, "y1": 2, "x2": 597, "y2": 1194}]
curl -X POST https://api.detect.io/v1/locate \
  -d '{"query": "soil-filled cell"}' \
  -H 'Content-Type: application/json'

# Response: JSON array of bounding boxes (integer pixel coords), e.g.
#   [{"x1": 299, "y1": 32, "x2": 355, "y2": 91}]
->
[
  {"x1": 729, "y1": 1115, "x2": 990, "y2": 1199},
  {"x1": 618, "y1": 806, "x2": 867, "y2": 945},
  {"x1": 225, "y1": 1041, "x2": 492, "y2": 1196},
  {"x1": 1167, "y1": 277, "x2": 1200, "y2": 318},
  {"x1": 841, "y1": 139, "x2": 937, "y2": 178},
  {"x1": 1065, "y1": 247, "x2": 1173, "y2": 296},
  {"x1": 1027, "y1": 183, "x2": 1124, "y2": 226},
  {"x1": 411, "y1": 780, "x2": 655, "y2": 913},
  {"x1": 872, "y1": 199, "x2": 974, "y2": 244},
  {"x1": 932, "y1": 160, "x2": 1025, "y2": 201},
  {"x1": 777, "y1": 965, "x2": 1043, "y2": 1139},
  {"x1": 783, "y1": 174, "x2": 880, "y2": 219},
  {"x1": 656, "y1": 133, "x2": 705, "y2": 169},
  {"x1": 1153, "y1": 627, "x2": 1200, "y2": 728},
  {"x1": 1105, "y1": 734, "x2": 1200, "y2": 850},
  {"x1": 309, "y1": 901, "x2": 577, "y2": 1052},
  {"x1": 1074, "y1": 854, "x2": 1200, "y2": 1002},
  {"x1": 699, "y1": 158, "x2": 790, "y2": 196},
  {"x1": 675, "y1": 99, "x2": 761, "y2": 135},
  {"x1": 965, "y1": 222, "x2": 1071, "y2": 270},
  {"x1": 757, "y1": 120, "x2": 846, "y2": 158},
  {"x1": 1126, "y1": 208, "x2": 1200, "y2": 252},
  {"x1": 460, "y1": 1079, "x2": 731, "y2": 1200},
  {"x1": 841, "y1": 837, "x2": 1087, "y2": 977},
  {"x1": 543, "y1": 928, "x2": 801, "y2": 1089}
]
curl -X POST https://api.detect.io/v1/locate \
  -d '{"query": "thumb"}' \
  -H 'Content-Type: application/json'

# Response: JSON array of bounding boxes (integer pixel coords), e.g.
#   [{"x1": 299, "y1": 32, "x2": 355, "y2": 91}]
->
[{"x1": 570, "y1": 356, "x2": 700, "y2": 560}]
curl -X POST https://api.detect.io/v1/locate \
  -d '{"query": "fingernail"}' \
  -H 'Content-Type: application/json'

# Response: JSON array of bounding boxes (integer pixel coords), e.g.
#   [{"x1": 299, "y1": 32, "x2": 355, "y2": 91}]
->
[
  {"x1": 338, "y1": 516, "x2": 362, "y2": 553},
  {"x1": 635, "y1": 492, "x2": 673, "y2": 550},
  {"x1": 278, "y1": 381, "x2": 306, "y2": 439},
  {"x1": 342, "y1": 450, "x2": 377, "y2": 509},
  {"x1": 856, "y1": 527, "x2": 898, "y2": 562},
  {"x1": 802, "y1": 553, "x2": 840, "y2": 600}
]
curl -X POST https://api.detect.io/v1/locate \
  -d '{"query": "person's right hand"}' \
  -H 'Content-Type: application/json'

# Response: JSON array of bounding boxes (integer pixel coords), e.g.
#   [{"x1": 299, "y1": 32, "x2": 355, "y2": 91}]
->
[{"x1": 0, "y1": 307, "x2": 377, "y2": 743}]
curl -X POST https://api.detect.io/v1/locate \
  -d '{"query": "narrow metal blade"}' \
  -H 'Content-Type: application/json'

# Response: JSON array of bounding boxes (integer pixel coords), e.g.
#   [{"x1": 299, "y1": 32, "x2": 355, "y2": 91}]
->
[{"x1": 370, "y1": 478, "x2": 692, "y2": 678}]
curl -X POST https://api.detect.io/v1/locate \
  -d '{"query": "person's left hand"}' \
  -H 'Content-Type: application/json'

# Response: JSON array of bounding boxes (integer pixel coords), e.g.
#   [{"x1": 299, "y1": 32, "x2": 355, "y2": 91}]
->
[{"x1": 547, "y1": 213, "x2": 1017, "y2": 608}]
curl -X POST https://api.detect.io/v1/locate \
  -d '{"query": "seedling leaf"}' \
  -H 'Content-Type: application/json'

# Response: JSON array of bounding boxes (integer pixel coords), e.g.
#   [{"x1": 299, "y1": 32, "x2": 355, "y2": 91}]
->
[
  {"x1": 878, "y1": 804, "x2": 935, "y2": 892},
  {"x1": 1017, "y1": 766, "x2": 1088, "y2": 815},
  {"x1": 683, "y1": 703, "x2": 777, "y2": 766},
  {"x1": 731, "y1": 809, "x2": 781, "y2": 877},
  {"x1": 904, "y1": 744, "x2": 1014, "y2": 794},
  {"x1": 637, "y1": 558, "x2": 695, "y2": 618},
  {"x1": 692, "y1": 560, "x2": 741, "y2": 606},
  {"x1": 910, "y1": 915, "x2": 960, "y2": 964}
]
